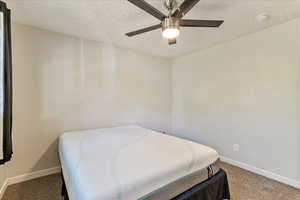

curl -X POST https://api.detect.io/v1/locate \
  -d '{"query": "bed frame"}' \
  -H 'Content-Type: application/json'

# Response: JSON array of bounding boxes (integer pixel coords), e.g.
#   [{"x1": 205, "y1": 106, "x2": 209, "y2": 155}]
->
[
  {"x1": 61, "y1": 173, "x2": 69, "y2": 200},
  {"x1": 61, "y1": 168, "x2": 230, "y2": 200}
]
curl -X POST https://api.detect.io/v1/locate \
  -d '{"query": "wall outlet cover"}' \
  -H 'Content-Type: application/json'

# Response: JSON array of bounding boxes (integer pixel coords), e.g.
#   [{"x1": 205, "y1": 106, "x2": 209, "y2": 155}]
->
[{"x1": 233, "y1": 144, "x2": 240, "y2": 152}]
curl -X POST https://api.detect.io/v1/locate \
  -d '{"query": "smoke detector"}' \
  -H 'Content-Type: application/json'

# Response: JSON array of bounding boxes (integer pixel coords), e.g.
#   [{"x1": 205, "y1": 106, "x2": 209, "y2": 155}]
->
[{"x1": 256, "y1": 13, "x2": 271, "y2": 23}]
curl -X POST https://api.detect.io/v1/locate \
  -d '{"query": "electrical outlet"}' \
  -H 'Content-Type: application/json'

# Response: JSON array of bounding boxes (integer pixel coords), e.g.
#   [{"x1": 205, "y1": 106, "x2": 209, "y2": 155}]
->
[{"x1": 233, "y1": 144, "x2": 239, "y2": 152}]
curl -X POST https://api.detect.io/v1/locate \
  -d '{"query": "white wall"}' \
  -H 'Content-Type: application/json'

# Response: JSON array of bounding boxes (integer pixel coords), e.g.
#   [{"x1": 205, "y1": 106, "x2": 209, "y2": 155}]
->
[
  {"x1": 172, "y1": 18, "x2": 300, "y2": 182},
  {"x1": 1, "y1": 23, "x2": 171, "y2": 179}
]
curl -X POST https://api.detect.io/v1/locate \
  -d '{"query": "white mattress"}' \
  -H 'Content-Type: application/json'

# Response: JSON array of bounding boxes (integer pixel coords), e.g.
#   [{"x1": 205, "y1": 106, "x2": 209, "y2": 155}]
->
[{"x1": 59, "y1": 125, "x2": 219, "y2": 200}]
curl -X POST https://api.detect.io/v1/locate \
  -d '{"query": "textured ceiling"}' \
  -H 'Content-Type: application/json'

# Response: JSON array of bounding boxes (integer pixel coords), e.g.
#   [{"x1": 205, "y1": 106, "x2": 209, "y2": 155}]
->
[{"x1": 6, "y1": 0, "x2": 300, "y2": 58}]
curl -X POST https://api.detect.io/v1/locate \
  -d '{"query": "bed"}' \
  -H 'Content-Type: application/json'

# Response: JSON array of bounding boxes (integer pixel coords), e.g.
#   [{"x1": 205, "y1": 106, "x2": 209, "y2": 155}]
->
[{"x1": 59, "y1": 125, "x2": 230, "y2": 200}]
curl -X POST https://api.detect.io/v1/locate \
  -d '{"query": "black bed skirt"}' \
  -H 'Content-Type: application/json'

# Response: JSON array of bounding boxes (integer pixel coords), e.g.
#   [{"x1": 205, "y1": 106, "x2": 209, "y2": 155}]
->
[
  {"x1": 172, "y1": 169, "x2": 230, "y2": 200},
  {"x1": 61, "y1": 169, "x2": 230, "y2": 200}
]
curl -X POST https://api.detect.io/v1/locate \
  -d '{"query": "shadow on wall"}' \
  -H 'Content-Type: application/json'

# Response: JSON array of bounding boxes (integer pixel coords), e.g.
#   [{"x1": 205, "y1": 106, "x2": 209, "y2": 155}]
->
[{"x1": 30, "y1": 137, "x2": 60, "y2": 173}]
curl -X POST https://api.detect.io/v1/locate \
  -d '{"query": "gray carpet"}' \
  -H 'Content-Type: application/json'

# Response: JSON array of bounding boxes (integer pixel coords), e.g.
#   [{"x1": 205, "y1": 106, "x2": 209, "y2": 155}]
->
[{"x1": 2, "y1": 162, "x2": 300, "y2": 200}]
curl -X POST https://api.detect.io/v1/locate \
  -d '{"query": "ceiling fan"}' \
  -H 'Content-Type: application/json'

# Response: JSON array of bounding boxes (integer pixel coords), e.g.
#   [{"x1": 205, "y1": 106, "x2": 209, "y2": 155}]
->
[{"x1": 126, "y1": 0, "x2": 224, "y2": 45}]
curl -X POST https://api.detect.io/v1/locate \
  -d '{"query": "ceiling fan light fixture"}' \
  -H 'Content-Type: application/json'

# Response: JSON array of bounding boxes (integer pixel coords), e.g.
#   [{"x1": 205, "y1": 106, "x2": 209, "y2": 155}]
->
[
  {"x1": 162, "y1": 28, "x2": 180, "y2": 39},
  {"x1": 162, "y1": 17, "x2": 180, "y2": 39}
]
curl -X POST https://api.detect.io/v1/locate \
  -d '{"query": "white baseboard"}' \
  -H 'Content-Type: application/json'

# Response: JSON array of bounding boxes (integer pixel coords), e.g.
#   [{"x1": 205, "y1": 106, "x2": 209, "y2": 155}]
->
[
  {"x1": 0, "y1": 166, "x2": 61, "y2": 199},
  {"x1": 6, "y1": 166, "x2": 61, "y2": 185},
  {"x1": 220, "y1": 156, "x2": 300, "y2": 189},
  {"x1": 0, "y1": 180, "x2": 8, "y2": 200}
]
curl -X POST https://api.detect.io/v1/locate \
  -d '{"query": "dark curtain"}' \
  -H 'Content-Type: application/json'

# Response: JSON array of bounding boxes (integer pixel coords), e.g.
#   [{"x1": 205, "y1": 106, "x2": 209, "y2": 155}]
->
[{"x1": 0, "y1": 1, "x2": 12, "y2": 165}]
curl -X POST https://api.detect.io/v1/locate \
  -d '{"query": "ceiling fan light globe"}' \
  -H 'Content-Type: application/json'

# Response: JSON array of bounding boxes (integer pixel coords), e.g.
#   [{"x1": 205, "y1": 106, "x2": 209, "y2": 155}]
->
[
  {"x1": 162, "y1": 17, "x2": 180, "y2": 39},
  {"x1": 162, "y1": 28, "x2": 180, "y2": 39}
]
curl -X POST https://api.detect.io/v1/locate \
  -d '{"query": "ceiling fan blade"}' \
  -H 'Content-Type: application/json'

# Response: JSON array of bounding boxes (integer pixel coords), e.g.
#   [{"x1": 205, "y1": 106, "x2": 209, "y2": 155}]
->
[
  {"x1": 180, "y1": 19, "x2": 224, "y2": 27},
  {"x1": 172, "y1": 0, "x2": 201, "y2": 18},
  {"x1": 127, "y1": 0, "x2": 166, "y2": 21},
  {"x1": 168, "y1": 38, "x2": 176, "y2": 45},
  {"x1": 126, "y1": 24, "x2": 161, "y2": 37}
]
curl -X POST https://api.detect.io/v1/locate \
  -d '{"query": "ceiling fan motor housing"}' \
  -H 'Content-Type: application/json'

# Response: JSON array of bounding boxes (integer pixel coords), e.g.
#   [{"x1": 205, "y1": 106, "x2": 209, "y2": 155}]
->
[
  {"x1": 162, "y1": 17, "x2": 180, "y2": 31},
  {"x1": 164, "y1": 0, "x2": 178, "y2": 12}
]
